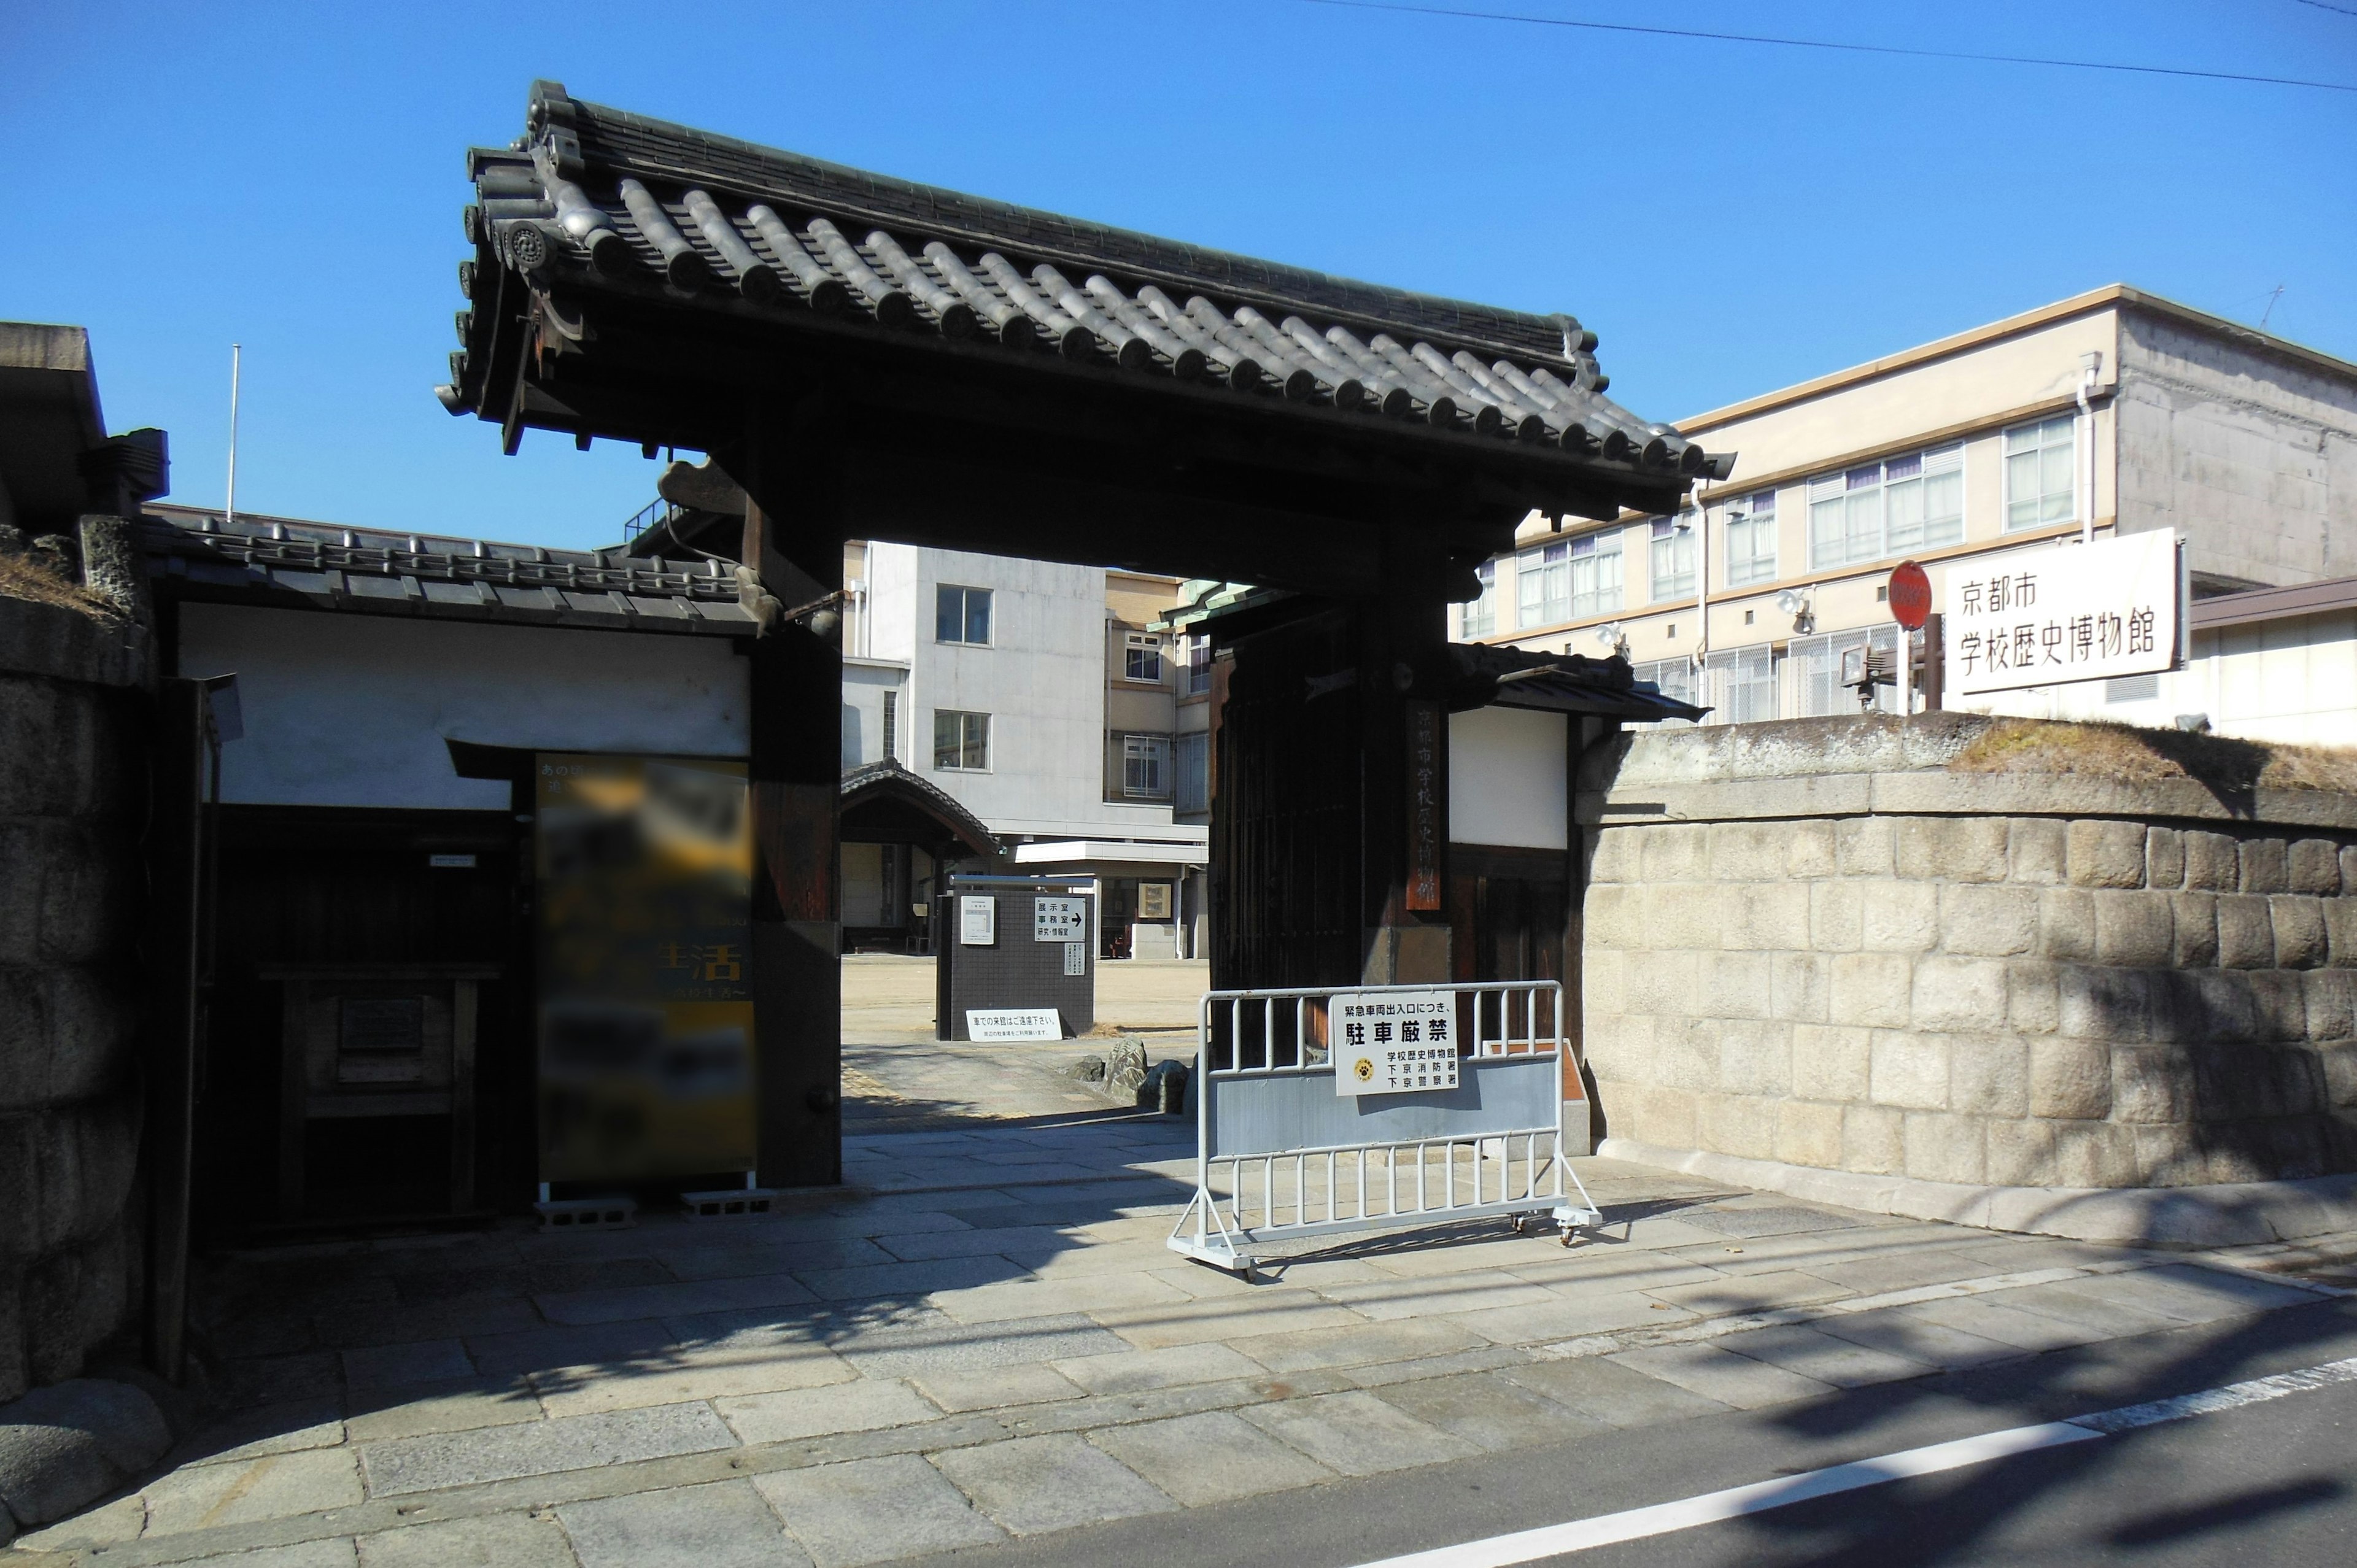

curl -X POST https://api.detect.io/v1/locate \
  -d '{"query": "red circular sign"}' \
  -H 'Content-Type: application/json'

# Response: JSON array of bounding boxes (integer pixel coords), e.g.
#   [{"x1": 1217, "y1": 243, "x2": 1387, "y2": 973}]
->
[{"x1": 1888, "y1": 560, "x2": 1932, "y2": 631}]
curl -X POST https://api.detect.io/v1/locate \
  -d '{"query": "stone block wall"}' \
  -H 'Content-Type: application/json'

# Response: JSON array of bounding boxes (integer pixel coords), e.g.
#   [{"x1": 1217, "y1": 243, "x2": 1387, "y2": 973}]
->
[
  {"x1": 0, "y1": 572, "x2": 152, "y2": 1400},
  {"x1": 1581, "y1": 714, "x2": 2357, "y2": 1192}
]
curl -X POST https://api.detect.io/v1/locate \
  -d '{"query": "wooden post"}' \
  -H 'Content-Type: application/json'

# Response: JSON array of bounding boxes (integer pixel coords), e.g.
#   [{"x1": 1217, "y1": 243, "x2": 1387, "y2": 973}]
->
[
  {"x1": 450, "y1": 978, "x2": 479, "y2": 1211},
  {"x1": 1357, "y1": 527, "x2": 1454, "y2": 985},
  {"x1": 144, "y1": 678, "x2": 208, "y2": 1381},
  {"x1": 734, "y1": 411, "x2": 846, "y2": 1188}
]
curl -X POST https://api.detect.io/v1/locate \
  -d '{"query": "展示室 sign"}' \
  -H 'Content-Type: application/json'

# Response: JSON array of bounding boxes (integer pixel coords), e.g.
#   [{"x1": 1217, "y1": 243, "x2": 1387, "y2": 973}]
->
[
  {"x1": 1329, "y1": 989, "x2": 1460, "y2": 1097},
  {"x1": 1034, "y1": 897, "x2": 1086, "y2": 942},
  {"x1": 1946, "y1": 529, "x2": 2183, "y2": 696}
]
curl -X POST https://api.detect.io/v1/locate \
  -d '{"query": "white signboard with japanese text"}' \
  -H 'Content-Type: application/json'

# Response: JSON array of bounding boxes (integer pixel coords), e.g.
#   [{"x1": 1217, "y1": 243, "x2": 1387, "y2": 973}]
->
[
  {"x1": 1034, "y1": 897, "x2": 1087, "y2": 942},
  {"x1": 958, "y1": 895, "x2": 997, "y2": 946},
  {"x1": 966, "y1": 1009, "x2": 1061, "y2": 1041},
  {"x1": 1946, "y1": 530, "x2": 2183, "y2": 695},
  {"x1": 1329, "y1": 989, "x2": 1461, "y2": 1097},
  {"x1": 1062, "y1": 941, "x2": 1087, "y2": 976}
]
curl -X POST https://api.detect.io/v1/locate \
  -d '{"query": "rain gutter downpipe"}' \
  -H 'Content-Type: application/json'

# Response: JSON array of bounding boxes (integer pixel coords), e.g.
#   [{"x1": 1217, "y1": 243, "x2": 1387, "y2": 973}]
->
[{"x1": 2077, "y1": 350, "x2": 2103, "y2": 546}]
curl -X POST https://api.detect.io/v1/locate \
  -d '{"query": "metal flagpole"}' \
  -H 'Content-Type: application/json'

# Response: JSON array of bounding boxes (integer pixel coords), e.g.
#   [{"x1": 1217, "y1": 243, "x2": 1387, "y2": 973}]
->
[{"x1": 225, "y1": 344, "x2": 242, "y2": 527}]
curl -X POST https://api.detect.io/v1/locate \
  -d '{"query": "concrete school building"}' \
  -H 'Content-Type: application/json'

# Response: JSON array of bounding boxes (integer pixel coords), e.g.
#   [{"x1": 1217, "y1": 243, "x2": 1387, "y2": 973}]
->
[{"x1": 1457, "y1": 285, "x2": 2357, "y2": 743}]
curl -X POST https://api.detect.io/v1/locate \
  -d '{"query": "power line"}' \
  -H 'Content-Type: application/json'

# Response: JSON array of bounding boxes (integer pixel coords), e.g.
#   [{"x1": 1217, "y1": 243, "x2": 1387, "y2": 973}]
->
[
  {"x1": 1301, "y1": 0, "x2": 2357, "y2": 93},
  {"x1": 2293, "y1": 0, "x2": 2357, "y2": 20}
]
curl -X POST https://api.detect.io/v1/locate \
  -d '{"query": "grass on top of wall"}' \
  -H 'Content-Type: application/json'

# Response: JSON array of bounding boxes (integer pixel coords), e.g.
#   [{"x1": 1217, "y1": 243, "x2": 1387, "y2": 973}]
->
[
  {"x1": 0, "y1": 552, "x2": 115, "y2": 619},
  {"x1": 1951, "y1": 717, "x2": 2357, "y2": 797}
]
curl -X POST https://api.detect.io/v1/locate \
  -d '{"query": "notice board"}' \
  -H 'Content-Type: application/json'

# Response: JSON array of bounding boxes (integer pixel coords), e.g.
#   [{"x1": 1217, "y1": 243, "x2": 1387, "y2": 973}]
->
[{"x1": 534, "y1": 754, "x2": 756, "y2": 1183}]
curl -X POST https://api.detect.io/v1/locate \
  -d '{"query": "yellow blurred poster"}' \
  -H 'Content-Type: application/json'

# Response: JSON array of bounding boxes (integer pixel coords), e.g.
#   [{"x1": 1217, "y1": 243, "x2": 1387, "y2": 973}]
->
[{"x1": 535, "y1": 754, "x2": 756, "y2": 1183}]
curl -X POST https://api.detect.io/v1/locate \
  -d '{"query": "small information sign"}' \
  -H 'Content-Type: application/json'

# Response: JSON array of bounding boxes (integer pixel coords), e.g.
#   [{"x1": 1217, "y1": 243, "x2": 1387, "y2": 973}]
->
[
  {"x1": 1946, "y1": 530, "x2": 2182, "y2": 695},
  {"x1": 1062, "y1": 941, "x2": 1087, "y2": 976},
  {"x1": 966, "y1": 1009, "x2": 1061, "y2": 1041},
  {"x1": 1139, "y1": 882, "x2": 1172, "y2": 920},
  {"x1": 1034, "y1": 897, "x2": 1086, "y2": 942},
  {"x1": 1329, "y1": 989, "x2": 1460, "y2": 1097},
  {"x1": 959, "y1": 895, "x2": 997, "y2": 946}
]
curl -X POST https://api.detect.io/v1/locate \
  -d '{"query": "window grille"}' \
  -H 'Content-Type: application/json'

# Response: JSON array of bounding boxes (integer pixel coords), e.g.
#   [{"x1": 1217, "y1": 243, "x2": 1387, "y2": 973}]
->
[
  {"x1": 1629, "y1": 657, "x2": 1699, "y2": 724},
  {"x1": 881, "y1": 690, "x2": 898, "y2": 763},
  {"x1": 1786, "y1": 626, "x2": 1902, "y2": 717},
  {"x1": 1703, "y1": 643, "x2": 1779, "y2": 724}
]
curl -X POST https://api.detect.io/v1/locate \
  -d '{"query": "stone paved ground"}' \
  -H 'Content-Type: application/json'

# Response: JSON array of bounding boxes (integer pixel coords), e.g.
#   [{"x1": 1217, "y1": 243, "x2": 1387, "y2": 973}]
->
[{"x1": 15, "y1": 973, "x2": 2347, "y2": 1566}]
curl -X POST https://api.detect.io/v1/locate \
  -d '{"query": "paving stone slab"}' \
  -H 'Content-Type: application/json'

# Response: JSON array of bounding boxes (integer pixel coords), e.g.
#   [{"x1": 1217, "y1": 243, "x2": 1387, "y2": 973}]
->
[
  {"x1": 926, "y1": 1271, "x2": 1194, "y2": 1325},
  {"x1": 1086, "y1": 1410, "x2": 1335, "y2": 1507},
  {"x1": 1369, "y1": 1369, "x2": 1614, "y2": 1452},
  {"x1": 2065, "y1": 1264, "x2": 2318, "y2": 1323},
  {"x1": 1790, "y1": 1249, "x2": 2005, "y2": 1295},
  {"x1": 1091, "y1": 1289, "x2": 1367, "y2": 1351},
  {"x1": 561, "y1": 1478, "x2": 810, "y2": 1568},
  {"x1": 342, "y1": 1339, "x2": 475, "y2": 1391},
  {"x1": 319, "y1": 1297, "x2": 546, "y2": 1351},
  {"x1": 1895, "y1": 1294, "x2": 2113, "y2": 1353},
  {"x1": 532, "y1": 1346, "x2": 860, "y2": 1418},
  {"x1": 177, "y1": 1540, "x2": 360, "y2": 1567},
  {"x1": 343, "y1": 1377, "x2": 543, "y2": 1444},
  {"x1": 911, "y1": 1363, "x2": 1086, "y2": 1414},
  {"x1": 142, "y1": 1446, "x2": 366, "y2": 1535},
  {"x1": 361, "y1": 1402, "x2": 737, "y2": 1496},
  {"x1": 1711, "y1": 1323, "x2": 1940, "y2": 1389},
  {"x1": 1050, "y1": 1342, "x2": 1266, "y2": 1396},
  {"x1": 1450, "y1": 1289, "x2": 1697, "y2": 1346},
  {"x1": 1316, "y1": 1270, "x2": 1560, "y2": 1322},
  {"x1": 1496, "y1": 1356, "x2": 1733, "y2": 1427},
  {"x1": 1809, "y1": 1305, "x2": 2027, "y2": 1370},
  {"x1": 1983, "y1": 1280, "x2": 2189, "y2": 1338},
  {"x1": 173, "y1": 1399, "x2": 348, "y2": 1469},
  {"x1": 716, "y1": 1378, "x2": 939, "y2": 1445},
  {"x1": 1606, "y1": 1342, "x2": 1838, "y2": 1410},
  {"x1": 792, "y1": 1256, "x2": 1028, "y2": 1303},
  {"x1": 657, "y1": 1239, "x2": 897, "y2": 1280},
  {"x1": 1237, "y1": 1389, "x2": 1480, "y2": 1476},
  {"x1": 931, "y1": 1431, "x2": 1178, "y2": 1535},
  {"x1": 538, "y1": 1274, "x2": 821, "y2": 1326},
  {"x1": 756, "y1": 1453, "x2": 1007, "y2": 1566},
  {"x1": 1231, "y1": 1316, "x2": 1487, "y2": 1376},
  {"x1": 868, "y1": 1225, "x2": 1074, "y2": 1262},
  {"x1": 830, "y1": 1311, "x2": 1132, "y2": 1378},
  {"x1": 354, "y1": 1511, "x2": 577, "y2": 1567},
  {"x1": 1643, "y1": 1269, "x2": 1852, "y2": 1316},
  {"x1": 463, "y1": 1321, "x2": 682, "y2": 1380}
]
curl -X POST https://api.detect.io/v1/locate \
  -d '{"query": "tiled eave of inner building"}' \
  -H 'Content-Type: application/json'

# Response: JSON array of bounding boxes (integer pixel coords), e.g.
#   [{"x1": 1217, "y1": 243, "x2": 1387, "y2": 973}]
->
[
  {"x1": 451, "y1": 87, "x2": 1724, "y2": 487},
  {"x1": 140, "y1": 509, "x2": 757, "y2": 635}
]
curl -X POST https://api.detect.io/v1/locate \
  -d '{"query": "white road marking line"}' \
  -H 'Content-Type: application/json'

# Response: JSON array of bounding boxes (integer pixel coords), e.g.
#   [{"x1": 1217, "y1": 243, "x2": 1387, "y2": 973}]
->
[{"x1": 1347, "y1": 1354, "x2": 2357, "y2": 1568}]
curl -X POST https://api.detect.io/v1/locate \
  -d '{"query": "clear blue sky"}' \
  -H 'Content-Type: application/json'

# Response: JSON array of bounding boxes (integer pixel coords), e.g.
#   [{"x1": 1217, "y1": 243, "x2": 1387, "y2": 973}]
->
[{"x1": 4, "y1": 1, "x2": 2351, "y2": 550}]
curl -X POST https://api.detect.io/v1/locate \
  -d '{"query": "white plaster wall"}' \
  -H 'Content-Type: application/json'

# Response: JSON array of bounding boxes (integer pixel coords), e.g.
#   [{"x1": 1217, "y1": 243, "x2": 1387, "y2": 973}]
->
[
  {"x1": 842, "y1": 660, "x2": 907, "y2": 768},
  {"x1": 1449, "y1": 706, "x2": 1567, "y2": 850},
  {"x1": 179, "y1": 604, "x2": 749, "y2": 809}
]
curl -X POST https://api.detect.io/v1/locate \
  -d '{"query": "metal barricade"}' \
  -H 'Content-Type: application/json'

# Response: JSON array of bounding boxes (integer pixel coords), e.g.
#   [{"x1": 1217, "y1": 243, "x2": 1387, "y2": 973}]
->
[{"x1": 1167, "y1": 981, "x2": 1600, "y2": 1274}]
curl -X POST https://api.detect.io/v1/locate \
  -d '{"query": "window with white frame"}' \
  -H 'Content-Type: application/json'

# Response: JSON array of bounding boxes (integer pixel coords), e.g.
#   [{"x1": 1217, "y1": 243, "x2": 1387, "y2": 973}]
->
[
  {"x1": 1786, "y1": 627, "x2": 1902, "y2": 717},
  {"x1": 935, "y1": 584, "x2": 993, "y2": 644},
  {"x1": 1649, "y1": 515, "x2": 1695, "y2": 601},
  {"x1": 1174, "y1": 732, "x2": 1209, "y2": 813},
  {"x1": 1570, "y1": 530, "x2": 1624, "y2": 619},
  {"x1": 1461, "y1": 560, "x2": 1497, "y2": 638},
  {"x1": 1807, "y1": 444, "x2": 1963, "y2": 569},
  {"x1": 1123, "y1": 631, "x2": 1163, "y2": 682},
  {"x1": 1516, "y1": 541, "x2": 1568, "y2": 627},
  {"x1": 1629, "y1": 657, "x2": 1698, "y2": 723},
  {"x1": 1702, "y1": 643, "x2": 1778, "y2": 724},
  {"x1": 1122, "y1": 734, "x2": 1171, "y2": 798},
  {"x1": 932, "y1": 709, "x2": 989, "y2": 770},
  {"x1": 1183, "y1": 632, "x2": 1212, "y2": 695},
  {"x1": 1724, "y1": 490, "x2": 1777, "y2": 587},
  {"x1": 880, "y1": 689, "x2": 899, "y2": 763},
  {"x1": 2004, "y1": 415, "x2": 2077, "y2": 531}
]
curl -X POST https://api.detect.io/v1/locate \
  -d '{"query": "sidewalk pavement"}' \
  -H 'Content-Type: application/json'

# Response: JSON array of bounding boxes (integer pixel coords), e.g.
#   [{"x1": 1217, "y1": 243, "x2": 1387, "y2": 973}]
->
[{"x1": 18, "y1": 1017, "x2": 2351, "y2": 1566}]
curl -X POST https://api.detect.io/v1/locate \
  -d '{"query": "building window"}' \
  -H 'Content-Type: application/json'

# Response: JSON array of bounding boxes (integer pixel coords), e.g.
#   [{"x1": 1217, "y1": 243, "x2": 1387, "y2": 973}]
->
[
  {"x1": 1461, "y1": 560, "x2": 1497, "y2": 638},
  {"x1": 881, "y1": 690, "x2": 898, "y2": 763},
  {"x1": 1702, "y1": 643, "x2": 1778, "y2": 724},
  {"x1": 1183, "y1": 633, "x2": 1212, "y2": 696},
  {"x1": 932, "y1": 709, "x2": 989, "y2": 770},
  {"x1": 2005, "y1": 415, "x2": 2078, "y2": 532},
  {"x1": 1122, "y1": 734, "x2": 1171, "y2": 798},
  {"x1": 1787, "y1": 627, "x2": 1902, "y2": 717},
  {"x1": 1175, "y1": 732, "x2": 1209, "y2": 813},
  {"x1": 935, "y1": 584, "x2": 992, "y2": 645},
  {"x1": 1807, "y1": 444, "x2": 1963, "y2": 569},
  {"x1": 1123, "y1": 632, "x2": 1163, "y2": 682},
  {"x1": 1517, "y1": 541, "x2": 1568, "y2": 628},
  {"x1": 1724, "y1": 490, "x2": 1777, "y2": 587},
  {"x1": 1649, "y1": 515, "x2": 1695, "y2": 601},
  {"x1": 1629, "y1": 657, "x2": 1698, "y2": 724},
  {"x1": 1570, "y1": 531, "x2": 1624, "y2": 619}
]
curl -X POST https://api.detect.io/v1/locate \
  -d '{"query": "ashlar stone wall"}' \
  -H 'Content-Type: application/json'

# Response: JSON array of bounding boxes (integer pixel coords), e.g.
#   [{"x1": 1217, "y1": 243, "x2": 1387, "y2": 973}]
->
[{"x1": 1581, "y1": 716, "x2": 2357, "y2": 1192}]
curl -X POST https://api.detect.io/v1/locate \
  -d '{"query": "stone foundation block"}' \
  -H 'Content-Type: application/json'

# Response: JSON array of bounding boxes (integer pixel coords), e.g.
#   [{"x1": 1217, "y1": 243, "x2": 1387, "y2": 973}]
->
[
  {"x1": 2053, "y1": 1121, "x2": 2137, "y2": 1187},
  {"x1": 2159, "y1": 968, "x2": 2259, "y2": 1045},
  {"x1": 2111, "y1": 1047, "x2": 2193, "y2": 1124},
  {"x1": 2241, "y1": 838, "x2": 2289, "y2": 894},
  {"x1": 1949, "y1": 1033, "x2": 2029, "y2": 1117},
  {"x1": 2007, "y1": 960, "x2": 2061, "y2": 1034},
  {"x1": 2216, "y1": 895, "x2": 2275, "y2": 970},
  {"x1": 1726, "y1": 882, "x2": 1810, "y2": 952},
  {"x1": 2059, "y1": 965, "x2": 2153, "y2": 1041},
  {"x1": 1611, "y1": 1083, "x2": 1697, "y2": 1149},
  {"x1": 1578, "y1": 1011, "x2": 1651, "y2": 1081},
  {"x1": 1860, "y1": 881, "x2": 1940, "y2": 952},
  {"x1": 1708, "y1": 822, "x2": 1785, "y2": 882},
  {"x1": 1898, "y1": 817, "x2": 2009, "y2": 883},
  {"x1": 1583, "y1": 949, "x2": 1627, "y2": 1018},
  {"x1": 1835, "y1": 817, "x2": 1895, "y2": 878},
  {"x1": 1809, "y1": 882, "x2": 1864, "y2": 952},
  {"x1": 0, "y1": 678, "x2": 104, "y2": 821},
  {"x1": 1652, "y1": 1018, "x2": 1719, "y2": 1094},
  {"x1": 1588, "y1": 827, "x2": 1639, "y2": 885},
  {"x1": 1773, "y1": 1099, "x2": 1845, "y2": 1168},
  {"x1": 2067, "y1": 820, "x2": 2147, "y2": 888},
  {"x1": 2249, "y1": 970, "x2": 2310, "y2": 1041},
  {"x1": 2170, "y1": 893, "x2": 2220, "y2": 968},
  {"x1": 2289, "y1": 839, "x2": 2342, "y2": 897},
  {"x1": 1648, "y1": 884, "x2": 1726, "y2": 951},
  {"x1": 2272, "y1": 897, "x2": 2329, "y2": 970},
  {"x1": 1911, "y1": 956, "x2": 2008, "y2": 1032},
  {"x1": 1770, "y1": 952, "x2": 1829, "y2": 1023},
  {"x1": 1784, "y1": 821, "x2": 1836, "y2": 879},
  {"x1": 1870, "y1": 1030, "x2": 1950, "y2": 1110},
  {"x1": 1904, "y1": 1111, "x2": 1987, "y2": 1184},
  {"x1": 23, "y1": 1224, "x2": 131, "y2": 1386},
  {"x1": 2184, "y1": 831, "x2": 2239, "y2": 892},
  {"x1": 1696, "y1": 1092, "x2": 1775, "y2": 1161},
  {"x1": 1938, "y1": 883, "x2": 2037, "y2": 957},
  {"x1": 2132, "y1": 1124, "x2": 2211, "y2": 1186},
  {"x1": 1638, "y1": 823, "x2": 1711, "y2": 882},
  {"x1": 2321, "y1": 1043, "x2": 2357, "y2": 1108},
  {"x1": 1585, "y1": 884, "x2": 1641, "y2": 948},
  {"x1": 1841, "y1": 1103, "x2": 1905, "y2": 1175},
  {"x1": 2145, "y1": 826, "x2": 2186, "y2": 890},
  {"x1": 1716, "y1": 1018, "x2": 1792, "y2": 1095},
  {"x1": 1829, "y1": 952, "x2": 1911, "y2": 1028},
  {"x1": 1625, "y1": 949, "x2": 1701, "y2": 1017},
  {"x1": 1985, "y1": 1118, "x2": 2059, "y2": 1186},
  {"x1": 2342, "y1": 845, "x2": 2357, "y2": 898},
  {"x1": 2325, "y1": 897, "x2": 2357, "y2": 968},
  {"x1": 2029, "y1": 1038, "x2": 2112, "y2": 1119},
  {"x1": 2094, "y1": 891, "x2": 2174, "y2": 969},
  {"x1": 2008, "y1": 818, "x2": 2066, "y2": 885},
  {"x1": 2040, "y1": 889, "x2": 2096, "y2": 961},
  {"x1": 1791, "y1": 1024, "x2": 1870, "y2": 1101}
]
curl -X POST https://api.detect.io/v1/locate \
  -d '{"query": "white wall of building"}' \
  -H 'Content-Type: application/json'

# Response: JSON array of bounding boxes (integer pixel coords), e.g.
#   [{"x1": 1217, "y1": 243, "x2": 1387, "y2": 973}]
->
[
  {"x1": 1449, "y1": 706, "x2": 1567, "y2": 850},
  {"x1": 842, "y1": 658, "x2": 907, "y2": 768},
  {"x1": 179, "y1": 603, "x2": 749, "y2": 809}
]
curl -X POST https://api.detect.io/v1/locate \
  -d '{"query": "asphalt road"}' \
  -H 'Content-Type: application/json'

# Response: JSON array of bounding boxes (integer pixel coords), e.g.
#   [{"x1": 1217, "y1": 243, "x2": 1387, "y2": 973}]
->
[{"x1": 898, "y1": 1295, "x2": 2357, "y2": 1568}]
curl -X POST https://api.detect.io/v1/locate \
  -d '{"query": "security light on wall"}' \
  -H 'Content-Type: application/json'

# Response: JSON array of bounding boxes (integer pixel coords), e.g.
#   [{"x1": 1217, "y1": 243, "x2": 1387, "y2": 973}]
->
[
  {"x1": 1592, "y1": 620, "x2": 1629, "y2": 657},
  {"x1": 1774, "y1": 588, "x2": 1814, "y2": 635}
]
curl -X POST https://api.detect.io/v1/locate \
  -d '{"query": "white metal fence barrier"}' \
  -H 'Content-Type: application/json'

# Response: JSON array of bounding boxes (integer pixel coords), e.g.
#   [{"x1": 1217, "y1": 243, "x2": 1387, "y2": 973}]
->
[{"x1": 1167, "y1": 981, "x2": 1600, "y2": 1274}]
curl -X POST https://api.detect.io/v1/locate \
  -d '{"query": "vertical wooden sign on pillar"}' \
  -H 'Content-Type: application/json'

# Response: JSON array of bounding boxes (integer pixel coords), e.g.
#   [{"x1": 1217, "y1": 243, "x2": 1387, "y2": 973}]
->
[{"x1": 1405, "y1": 698, "x2": 1443, "y2": 913}]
